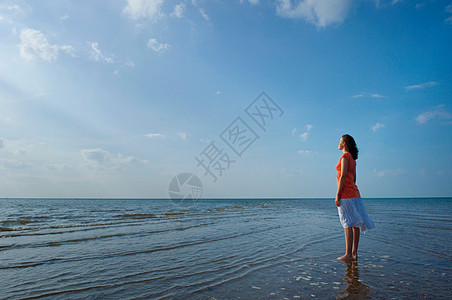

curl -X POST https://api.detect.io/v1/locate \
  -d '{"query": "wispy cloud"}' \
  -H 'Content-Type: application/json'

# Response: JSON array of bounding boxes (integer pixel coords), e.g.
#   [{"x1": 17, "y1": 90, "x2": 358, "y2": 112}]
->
[
  {"x1": 371, "y1": 122, "x2": 384, "y2": 132},
  {"x1": 89, "y1": 42, "x2": 114, "y2": 63},
  {"x1": 375, "y1": 0, "x2": 402, "y2": 8},
  {"x1": 0, "y1": 4, "x2": 23, "y2": 12},
  {"x1": 177, "y1": 132, "x2": 188, "y2": 140},
  {"x1": 416, "y1": 105, "x2": 452, "y2": 125},
  {"x1": 405, "y1": 81, "x2": 439, "y2": 90},
  {"x1": 240, "y1": 0, "x2": 260, "y2": 5},
  {"x1": 199, "y1": 8, "x2": 209, "y2": 20},
  {"x1": 297, "y1": 149, "x2": 315, "y2": 155},
  {"x1": 415, "y1": 3, "x2": 425, "y2": 9},
  {"x1": 190, "y1": 0, "x2": 209, "y2": 21},
  {"x1": 145, "y1": 133, "x2": 166, "y2": 139},
  {"x1": 19, "y1": 28, "x2": 74, "y2": 61},
  {"x1": 147, "y1": 38, "x2": 170, "y2": 53},
  {"x1": 171, "y1": 3, "x2": 185, "y2": 18},
  {"x1": 123, "y1": 0, "x2": 164, "y2": 20},
  {"x1": 446, "y1": 3, "x2": 452, "y2": 23},
  {"x1": 446, "y1": 3, "x2": 452, "y2": 13},
  {"x1": 298, "y1": 124, "x2": 313, "y2": 141},
  {"x1": 145, "y1": 133, "x2": 165, "y2": 139},
  {"x1": 300, "y1": 132, "x2": 309, "y2": 141},
  {"x1": 0, "y1": 158, "x2": 33, "y2": 169},
  {"x1": 352, "y1": 92, "x2": 386, "y2": 99},
  {"x1": 81, "y1": 148, "x2": 148, "y2": 170},
  {"x1": 374, "y1": 168, "x2": 405, "y2": 177},
  {"x1": 275, "y1": 0, "x2": 352, "y2": 27}
]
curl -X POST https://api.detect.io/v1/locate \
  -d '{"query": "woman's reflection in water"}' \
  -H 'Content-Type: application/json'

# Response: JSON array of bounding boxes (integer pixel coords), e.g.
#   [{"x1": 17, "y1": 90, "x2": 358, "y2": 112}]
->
[{"x1": 336, "y1": 261, "x2": 370, "y2": 300}]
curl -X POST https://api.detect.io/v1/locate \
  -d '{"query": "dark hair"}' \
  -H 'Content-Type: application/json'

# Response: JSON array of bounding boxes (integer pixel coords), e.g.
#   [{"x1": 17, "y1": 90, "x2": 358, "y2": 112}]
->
[{"x1": 342, "y1": 134, "x2": 358, "y2": 160}]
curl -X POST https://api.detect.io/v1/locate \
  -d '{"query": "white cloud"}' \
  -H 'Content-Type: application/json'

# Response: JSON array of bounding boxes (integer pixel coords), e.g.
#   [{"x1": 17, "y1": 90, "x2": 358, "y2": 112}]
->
[
  {"x1": 275, "y1": 0, "x2": 352, "y2": 27},
  {"x1": 405, "y1": 81, "x2": 439, "y2": 90},
  {"x1": 43, "y1": 163, "x2": 72, "y2": 172},
  {"x1": 145, "y1": 133, "x2": 165, "y2": 138},
  {"x1": 199, "y1": 8, "x2": 209, "y2": 20},
  {"x1": 125, "y1": 58, "x2": 135, "y2": 67},
  {"x1": 370, "y1": 93, "x2": 385, "y2": 98},
  {"x1": 82, "y1": 148, "x2": 111, "y2": 164},
  {"x1": 171, "y1": 3, "x2": 185, "y2": 18},
  {"x1": 190, "y1": 0, "x2": 209, "y2": 21},
  {"x1": 147, "y1": 38, "x2": 170, "y2": 53},
  {"x1": 0, "y1": 138, "x2": 4, "y2": 149},
  {"x1": 416, "y1": 105, "x2": 452, "y2": 125},
  {"x1": 445, "y1": 3, "x2": 452, "y2": 23},
  {"x1": 300, "y1": 132, "x2": 309, "y2": 141},
  {"x1": 241, "y1": 0, "x2": 259, "y2": 4},
  {"x1": 297, "y1": 149, "x2": 314, "y2": 155},
  {"x1": 89, "y1": 42, "x2": 114, "y2": 63},
  {"x1": 178, "y1": 132, "x2": 188, "y2": 140},
  {"x1": 81, "y1": 148, "x2": 147, "y2": 169},
  {"x1": 415, "y1": 3, "x2": 425, "y2": 9},
  {"x1": 123, "y1": 0, "x2": 164, "y2": 19},
  {"x1": 298, "y1": 124, "x2": 313, "y2": 141},
  {"x1": 352, "y1": 92, "x2": 386, "y2": 98},
  {"x1": 375, "y1": 0, "x2": 402, "y2": 7},
  {"x1": 0, "y1": 158, "x2": 33, "y2": 169},
  {"x1": 374, "y1": 168, "x2": 405, "y2": 177},
  {"x1": 446, "y1": 3, "x2": 452, "y2": 13},
  {"x1": 19, "y1": 28, "x2": 74, "y2": 61},
  {"x1": 371, "y1": 122, "x2": 384, "y2": 132}
]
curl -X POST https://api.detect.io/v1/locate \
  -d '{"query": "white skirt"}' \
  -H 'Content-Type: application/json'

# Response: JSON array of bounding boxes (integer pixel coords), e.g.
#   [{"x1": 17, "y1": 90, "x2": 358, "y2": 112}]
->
[{"x1": 338, "y1": 198, "x2": 375, "y2": 233}]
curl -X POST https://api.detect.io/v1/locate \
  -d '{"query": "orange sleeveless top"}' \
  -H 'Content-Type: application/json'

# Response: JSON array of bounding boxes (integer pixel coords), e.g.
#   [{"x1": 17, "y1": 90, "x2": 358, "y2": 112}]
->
[{"x1": 336, "y1": 152, "x2": 361, "y2": 199}]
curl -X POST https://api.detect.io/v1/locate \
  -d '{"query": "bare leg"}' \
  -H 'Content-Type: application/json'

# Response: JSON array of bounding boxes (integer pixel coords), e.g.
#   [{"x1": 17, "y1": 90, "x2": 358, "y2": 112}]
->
[
  {"x1": 352, "y1": 227, "x2": 360, "y2": 261},
  {"x1": 337, "y1": 227, "x2": 353, "y2": 262}
]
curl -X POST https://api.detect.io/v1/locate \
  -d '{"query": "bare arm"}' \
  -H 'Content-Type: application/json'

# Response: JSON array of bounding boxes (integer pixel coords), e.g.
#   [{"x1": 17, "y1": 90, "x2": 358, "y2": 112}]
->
[{"x1": 335, "y1": 157, "x2": 348, "y2": 207}]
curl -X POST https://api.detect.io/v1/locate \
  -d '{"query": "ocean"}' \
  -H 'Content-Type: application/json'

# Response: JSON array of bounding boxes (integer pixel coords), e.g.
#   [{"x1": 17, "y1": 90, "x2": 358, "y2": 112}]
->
[{"x1": 1, "y1": 198, "x2": 451, "y2": 299}]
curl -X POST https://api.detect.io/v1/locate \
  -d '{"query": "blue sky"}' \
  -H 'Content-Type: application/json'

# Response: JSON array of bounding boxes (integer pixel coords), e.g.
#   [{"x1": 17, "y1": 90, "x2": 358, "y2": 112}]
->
[{"x1": 0, "y1": 0, "x2": 451, "y2": 198}]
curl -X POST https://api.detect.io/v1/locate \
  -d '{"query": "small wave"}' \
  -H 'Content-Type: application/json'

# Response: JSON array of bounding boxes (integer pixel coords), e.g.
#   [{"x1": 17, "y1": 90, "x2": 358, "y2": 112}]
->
[
  {"x1": 0, "y1": 221, "x2": 136, "y2": 233},
  {"x1": 164, "y1": 212, "x2": 186, "y2": 216},
  {"x1": 115, "y1": 213, "x2": 158, "y2": 219},
  {"x1": 2, "y1": 219, "x2": 39, "y2": 226},
  {"x1": 1, "y1": 262, "x2": 45, "y2": 269},
  {"x1": 415, "y1": 217, "x2": 452, "y2": 223}
]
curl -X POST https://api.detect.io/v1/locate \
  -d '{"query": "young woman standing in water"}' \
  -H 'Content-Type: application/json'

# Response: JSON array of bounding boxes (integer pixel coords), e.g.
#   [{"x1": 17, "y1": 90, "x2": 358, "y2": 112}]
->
[{"x1": 336, "y1": 134, "x2": 375, "y2": 262}]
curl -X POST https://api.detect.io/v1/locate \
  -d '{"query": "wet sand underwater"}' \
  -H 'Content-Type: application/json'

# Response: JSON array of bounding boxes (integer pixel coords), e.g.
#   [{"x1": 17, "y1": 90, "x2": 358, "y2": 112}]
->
[{"x1": 1, "y1": 198, "x2": 451, "y2": 299}]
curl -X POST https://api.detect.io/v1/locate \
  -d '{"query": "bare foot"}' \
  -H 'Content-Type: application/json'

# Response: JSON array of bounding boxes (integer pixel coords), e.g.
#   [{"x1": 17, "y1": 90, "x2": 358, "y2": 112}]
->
[
  {"x1": 352, "y1": 254, "x2": 358, "y2": 261},
  {"x1": 337, "y1": 254, "x2": 353, "y2": 262}
]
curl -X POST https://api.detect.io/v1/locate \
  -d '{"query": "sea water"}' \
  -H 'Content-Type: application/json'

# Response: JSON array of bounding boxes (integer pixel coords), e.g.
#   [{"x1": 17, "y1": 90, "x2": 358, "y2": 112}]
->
[{"x1": 1, "y1": 198, "x2": 451, "y2": 299}]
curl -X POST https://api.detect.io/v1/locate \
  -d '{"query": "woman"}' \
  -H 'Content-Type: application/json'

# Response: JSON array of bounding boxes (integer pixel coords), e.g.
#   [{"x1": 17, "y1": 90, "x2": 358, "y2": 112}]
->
[{"x1": 335, "y1": 134, "x2": 375, "y2": 262}]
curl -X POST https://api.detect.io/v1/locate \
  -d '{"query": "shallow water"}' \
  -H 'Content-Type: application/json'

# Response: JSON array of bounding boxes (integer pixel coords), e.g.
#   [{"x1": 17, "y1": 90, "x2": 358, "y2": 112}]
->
[{"x1": 0, "y1": 198, "x2": 450, "y2": 299}]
